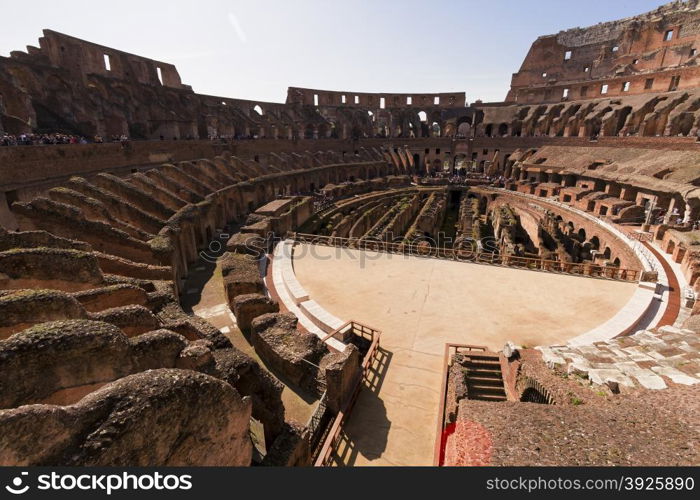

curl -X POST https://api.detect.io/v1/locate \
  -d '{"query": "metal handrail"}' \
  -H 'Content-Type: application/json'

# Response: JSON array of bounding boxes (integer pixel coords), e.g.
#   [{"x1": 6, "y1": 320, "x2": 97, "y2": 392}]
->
[
  {"x1": 288, "y1": 232, "x2": 641, "y2": 282},
  {"x1": 313, "y1": 321, "x2": 381, "y2": 466}
]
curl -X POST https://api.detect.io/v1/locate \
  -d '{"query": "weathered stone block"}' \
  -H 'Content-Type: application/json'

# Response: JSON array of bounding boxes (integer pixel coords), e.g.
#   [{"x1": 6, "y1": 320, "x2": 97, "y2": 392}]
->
[
  {"x1": 323, "y1": 344, "x2": 361, "y2": 414},
  {"x1": 250, "y1": 313, "x2": 327, "y2": 391},
  {"x1": 232, "y1": 293, "x2": 279, "y2": 333}
]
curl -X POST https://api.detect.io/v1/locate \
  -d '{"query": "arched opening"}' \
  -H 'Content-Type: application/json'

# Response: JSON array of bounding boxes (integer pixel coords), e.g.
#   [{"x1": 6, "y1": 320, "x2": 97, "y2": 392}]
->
[
  {"x1": 253, "y1": 105, "x2": 263, "y2": 115},
  {"x1": 431, "y1": 122, "x2": 441, "y2": 137},
  {"x1": 577, "y1": 228, "x2": 586, "y2": 242},
  {"x1": 418, "y1": 111, "x2": 428, "y2": 122},
  {"x1": 498, "y1": 123, "x2": 508, "y2": 136},
  {"x1": 348, "y1": 125, "x2": 363, "y2": 139},
  {"x1": 603, "y1": 247, "x2": 612, "y2": 260},
  {"x1": 612, "y1": 257, "x2": 621, "y2": 267},
  {"x1": 304, "y1": 124, "x2": 315, "y2": 139},
  {"x1": 590, "y1": 236, "x2": 600, "y2": 250},
  {"x1": 453, "y1": 154, "x2": 468, "y2": 171},
  {"x1": 413, "y1": 153, "x2": 421, "y2": 172},
  {"x1": 484, "y1": 124, "x2": 493, "y2": 137},
  {"x1": 457, "y1": 121, "x2": 471, "y2": 137}
]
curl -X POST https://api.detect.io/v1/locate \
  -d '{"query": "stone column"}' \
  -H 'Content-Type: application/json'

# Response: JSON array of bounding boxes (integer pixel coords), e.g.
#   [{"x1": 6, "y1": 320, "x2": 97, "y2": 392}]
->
[
  {"x1": 684, "y1": 201, "x2": 693, "y2": 225},
  {"x1": 664, "y1": 197, "x2": 677, "y2": 225}
]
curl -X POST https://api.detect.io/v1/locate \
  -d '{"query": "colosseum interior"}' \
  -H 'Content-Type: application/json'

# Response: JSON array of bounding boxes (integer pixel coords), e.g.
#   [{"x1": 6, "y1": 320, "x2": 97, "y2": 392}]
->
[{"x1": 1, "y1": 1, "x2": 700, "y2": 469}]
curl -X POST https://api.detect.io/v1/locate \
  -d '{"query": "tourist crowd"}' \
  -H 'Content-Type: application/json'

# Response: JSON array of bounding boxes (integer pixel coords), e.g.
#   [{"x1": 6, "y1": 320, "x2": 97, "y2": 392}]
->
[
  {"x1": 1, "y1": 133, "x2": 88, "y2": 146},
  {"x1": 0, "y1": 133, "x2": 132, "y2": 147}
]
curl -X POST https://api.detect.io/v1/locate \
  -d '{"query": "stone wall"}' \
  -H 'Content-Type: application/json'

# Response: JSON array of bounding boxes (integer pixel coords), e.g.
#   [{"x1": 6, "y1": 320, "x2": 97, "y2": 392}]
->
[{"x1": 507, "y1": 1, "x2": 700, "y2": 103}]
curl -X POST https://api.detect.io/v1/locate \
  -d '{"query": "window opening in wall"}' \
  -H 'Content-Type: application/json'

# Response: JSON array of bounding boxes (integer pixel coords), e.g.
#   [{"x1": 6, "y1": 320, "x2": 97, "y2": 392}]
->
[
  {"x1": 341, "y1": 95, "x2": 346, "y2": 104},
  {"x1": 664, "y1": 30, "x2": 674, "y2": 41},
  {"x1": 645, "y1": 78, "x2": 654, "y2": 89},
  {"x1": 632, "y1": 59, "x2": 639, "y2": 65},
  {"x1": 313, "y1": 94, "x2": 319, "y2": 106},
  {"x1": 221, "y1": 101, "x2": 227, "y2": 106},
  {"x1": 436, "y1": 148, "x2": 441, "y2": 155},
  {"x1": 622, "y1": 81, "x2": 631, "y2": 92},
  {"x1": 669, "y1": 75, "x2": 681, "y2": 91},
  {"x1": 407, "y1": 96, "x2": 412, "y2": 105},
  {"x1": 354, "y1": 95, "x2": 359, "y2": 104},
  {"x1": 562, "y1": 88, "x2": 569, "y2": 99},
  {"x1": 380, "y1": 97, "x2": 385, "y2": 109},
  {"x1": 156, "y1": 67, "x2": 163, "y2": 85},
  {"x1": 611, "y1": 46, "x2": 619, "y2": 53},
  {"x1": 103, "y1": 54, "x2": 111, "y2": 71},
  {"x1": 564, "y1": 50, "x2": 572, "y2": 60},
  {"x1": 601, "y1": 84, "x2": 609, "y2": 94},
  {"x1": 691, "y1": 48, "x2": 698, "y2": 57},
  {"x1": 542, "y1": 72, "x2": 547, "y2": 78},
  {"x1": 434, "y1": 96, "x2": 440, "y2": 105},
  {"x1": 483, "y1": 149, "x2": 488, "y2": 155},
  {"x1": 581, "y1": 86, "x2": 588, "y2": 97},
  {"x1": 253, "y1": 105, "x2": 263, "y2": 115}
]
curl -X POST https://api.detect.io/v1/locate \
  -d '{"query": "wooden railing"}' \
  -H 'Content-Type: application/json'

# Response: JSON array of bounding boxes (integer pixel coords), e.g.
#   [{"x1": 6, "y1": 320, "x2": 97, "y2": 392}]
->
[
  {"x1": 287, "y1": 232, "x2": 641, "y2": 282},
  {"x1": 433, "y1": 343, "x2": 490, "y2": 466},
  {"x1": 314, "y1": 321, "x2": 381, "y2": 466}
]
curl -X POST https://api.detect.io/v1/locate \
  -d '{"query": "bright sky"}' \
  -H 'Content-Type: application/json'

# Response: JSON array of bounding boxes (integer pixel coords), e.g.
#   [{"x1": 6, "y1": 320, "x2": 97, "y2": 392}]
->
[{"x1": 0, "y1": 0, "x2": 668, "y2": 103}]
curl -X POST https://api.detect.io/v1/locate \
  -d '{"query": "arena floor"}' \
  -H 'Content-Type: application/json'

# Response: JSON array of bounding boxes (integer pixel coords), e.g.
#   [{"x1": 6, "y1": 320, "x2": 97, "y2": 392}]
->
[{"x1": 293, "y1": 243, "x2": 637, "y2": 466}]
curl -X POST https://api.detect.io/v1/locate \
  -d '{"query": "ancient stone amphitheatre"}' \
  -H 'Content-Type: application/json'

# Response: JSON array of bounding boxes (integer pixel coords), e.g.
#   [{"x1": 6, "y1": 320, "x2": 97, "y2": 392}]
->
[{"x1": 1, "y1": 1, "x2": 700, "y2": 467}]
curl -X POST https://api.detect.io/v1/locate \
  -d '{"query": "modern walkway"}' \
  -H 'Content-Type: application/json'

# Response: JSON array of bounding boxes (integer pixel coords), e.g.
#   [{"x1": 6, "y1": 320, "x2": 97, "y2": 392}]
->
[
  {"x1": 643, "y1": 241, "x2": 682, "y2": 328},
  {"x1": 293, "y1": 244, "x2": 637, "y2": 465}
]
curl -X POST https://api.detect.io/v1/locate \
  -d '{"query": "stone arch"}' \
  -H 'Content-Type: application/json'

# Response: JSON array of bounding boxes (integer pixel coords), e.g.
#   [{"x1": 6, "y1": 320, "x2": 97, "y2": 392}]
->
[{"x1": 304, "y1": 124, "x2": 315, "y2": 139}]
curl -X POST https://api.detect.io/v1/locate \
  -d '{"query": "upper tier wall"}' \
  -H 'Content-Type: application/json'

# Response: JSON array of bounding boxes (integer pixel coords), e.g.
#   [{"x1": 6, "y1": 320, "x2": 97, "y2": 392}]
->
[
  {"x1": 508, "y1": 0, "x2": 700, "y2": 103},
  {"x1": 286, "y1": 87, "x2": 466, "y2": 109}
]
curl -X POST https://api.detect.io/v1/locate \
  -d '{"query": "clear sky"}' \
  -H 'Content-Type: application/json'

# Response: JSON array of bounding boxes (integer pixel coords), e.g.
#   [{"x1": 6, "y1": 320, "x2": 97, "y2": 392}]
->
[{"x1": 0, "y1": 0, "x2": 669, "y2": 103}]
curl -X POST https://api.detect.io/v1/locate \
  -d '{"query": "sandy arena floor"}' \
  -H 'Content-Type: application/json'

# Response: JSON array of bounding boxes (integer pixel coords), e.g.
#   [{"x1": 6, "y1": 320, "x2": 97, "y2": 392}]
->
[{"x1": 293, "y1": 243, "x2": 637, "y2": 466}]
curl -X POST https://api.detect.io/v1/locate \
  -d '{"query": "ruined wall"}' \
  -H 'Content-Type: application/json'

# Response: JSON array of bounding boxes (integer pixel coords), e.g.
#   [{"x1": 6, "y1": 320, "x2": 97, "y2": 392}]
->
[
  {"x1": 508, "y1": 1, "x2": 700, "y2": 104},
  {"x1": 0, "y1": 31, "x2": 477, "y2": 142}
]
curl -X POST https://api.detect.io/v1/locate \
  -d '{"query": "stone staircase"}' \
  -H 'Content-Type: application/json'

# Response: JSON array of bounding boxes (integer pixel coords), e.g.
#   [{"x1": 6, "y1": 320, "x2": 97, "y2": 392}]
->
[
  {"x1": 538, "y1": 325, "x2": 700, "y2": 391},
  {"x1": 463, "y1": 352, "x2": 507, "y2": 402}
]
